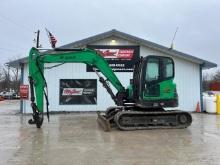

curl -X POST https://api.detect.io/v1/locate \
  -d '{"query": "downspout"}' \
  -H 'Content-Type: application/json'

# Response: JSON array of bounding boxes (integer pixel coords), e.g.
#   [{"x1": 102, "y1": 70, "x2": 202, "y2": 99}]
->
[
  {"x1": 20, "y1": 63, "x2": 24, "y2": 113},
  {"x1": 199, "y1": 64, "x2": 204, "y2": 112}
]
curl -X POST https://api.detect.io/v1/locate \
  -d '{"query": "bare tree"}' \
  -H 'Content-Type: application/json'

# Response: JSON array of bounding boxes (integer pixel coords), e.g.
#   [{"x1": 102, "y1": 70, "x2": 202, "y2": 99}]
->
[
  {"x1": 213, "y1": 70, "x2": 220, "y2": 82},
  {"x1": 0, "y1": 65, "x2": 4, "y2": 82},
  {"x1": 202, "y1": 73, "x2": 212, "y2": 91},
  {"x1": 202, "y1": 70, "x2": 220, "y2": 91},
  {"x1": 0, "y1": 55, "x2": 21, "y2": 93},
  {"x1": 0, "y1": 66, "x2": 11, "y2": 91}
]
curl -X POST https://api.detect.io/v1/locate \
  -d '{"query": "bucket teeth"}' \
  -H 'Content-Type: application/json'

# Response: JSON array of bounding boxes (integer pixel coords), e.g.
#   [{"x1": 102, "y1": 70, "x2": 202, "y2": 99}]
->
[{"x1": 97, "y1": 112, "x2": 111, "y2": 132}]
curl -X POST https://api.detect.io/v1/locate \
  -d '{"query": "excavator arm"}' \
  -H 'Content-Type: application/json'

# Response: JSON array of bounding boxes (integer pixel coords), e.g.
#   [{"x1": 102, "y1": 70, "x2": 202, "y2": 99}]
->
[{"x1": 28, "y1": 47, "x2": 126, "y2": 128}]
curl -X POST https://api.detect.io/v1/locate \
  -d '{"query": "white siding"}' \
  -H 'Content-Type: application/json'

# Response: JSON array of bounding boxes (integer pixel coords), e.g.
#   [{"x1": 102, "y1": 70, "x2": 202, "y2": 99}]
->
[
  {"x1": 22, "y1": 36, "x2": 201, "y2": 113},
  {"x1": 44, "y1": 63, "x2": 132, "y2": 112},
  {"x1": 92, "y1": 37, "x2": 135, "y2": 45},
  {"x1": 22, "y1": 62, "x2": 132, "y2": 113},
  {"x1": 22, "y1": 64, "x2": 32, "y2": 113}
]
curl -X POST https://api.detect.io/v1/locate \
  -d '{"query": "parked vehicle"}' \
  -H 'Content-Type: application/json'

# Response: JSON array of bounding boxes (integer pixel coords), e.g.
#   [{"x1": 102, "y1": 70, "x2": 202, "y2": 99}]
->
[
  {"x1": 12, "y1": 93, "x2": 20, "y2": 99},
  {"x1": 0, "y1": 96, "x2": 4, "y2": 101},
  {"x1": 0, "y1": 91, "x2": 17, "y2": 99}
]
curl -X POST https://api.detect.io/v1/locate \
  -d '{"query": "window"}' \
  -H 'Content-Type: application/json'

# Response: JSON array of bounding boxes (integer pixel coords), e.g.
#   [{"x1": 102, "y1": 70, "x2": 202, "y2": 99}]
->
[
  {"x1": 163, "y1": 58, "x2": 174, "y2": 79},
  {"x1": 146, "y1": 58, "x2": 159, "y2": 82}
]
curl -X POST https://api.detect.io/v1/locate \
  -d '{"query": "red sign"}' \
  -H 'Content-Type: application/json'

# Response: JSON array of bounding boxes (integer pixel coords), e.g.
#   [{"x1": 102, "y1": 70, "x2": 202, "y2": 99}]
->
[
  {"x1": 96, "y1": 49, "x2": 134, "y2": 59},
  {"x1": 62, "y1": 88, "x2": 96, "y2": 96},
  {"x1": 62, "y1": 88, "x2": 83, "y2": 96},
  {"x1": 20, "y1": 85, "x2": 29, "y2": 99},
  {"x1": 87, "y1": 45, "x2": 139, "y2": 72}
]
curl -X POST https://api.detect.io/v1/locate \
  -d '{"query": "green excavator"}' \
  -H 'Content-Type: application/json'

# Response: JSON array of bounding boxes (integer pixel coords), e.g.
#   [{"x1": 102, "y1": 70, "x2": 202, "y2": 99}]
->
[{"x1": 28, "y1": 47, "x2": 192, "y2": 131}]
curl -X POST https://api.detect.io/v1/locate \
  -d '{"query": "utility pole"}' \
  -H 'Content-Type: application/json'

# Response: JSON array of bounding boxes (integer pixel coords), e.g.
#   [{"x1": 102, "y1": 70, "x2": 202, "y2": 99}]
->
[{"x1": 35, "y1": 30, "x2": 40, "y2": 48}]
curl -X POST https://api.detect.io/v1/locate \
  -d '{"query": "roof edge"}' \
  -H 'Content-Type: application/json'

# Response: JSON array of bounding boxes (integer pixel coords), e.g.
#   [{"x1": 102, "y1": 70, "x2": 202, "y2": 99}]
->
[{"x1": 7, "y1": 29, "x2": 217, "y2": 70}]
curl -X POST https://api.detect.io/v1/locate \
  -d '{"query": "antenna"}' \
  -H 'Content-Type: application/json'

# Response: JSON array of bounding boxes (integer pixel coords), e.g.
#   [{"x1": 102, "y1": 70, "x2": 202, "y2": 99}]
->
[{"x1": 170, "y1": 27, "x2": 179, "y2": 49}]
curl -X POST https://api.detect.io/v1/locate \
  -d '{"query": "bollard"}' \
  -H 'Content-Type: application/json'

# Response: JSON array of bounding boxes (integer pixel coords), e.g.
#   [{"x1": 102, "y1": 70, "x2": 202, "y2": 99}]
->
[{"x1": 216, "y1": 94, "x2": 220, "y2": 115}]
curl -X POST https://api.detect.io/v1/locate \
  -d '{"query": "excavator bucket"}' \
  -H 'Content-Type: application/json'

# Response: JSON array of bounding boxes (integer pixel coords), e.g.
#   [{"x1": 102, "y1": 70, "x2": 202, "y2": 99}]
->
[{"x1": 97, "y1": 112, "x2": 111, "y2": 132}]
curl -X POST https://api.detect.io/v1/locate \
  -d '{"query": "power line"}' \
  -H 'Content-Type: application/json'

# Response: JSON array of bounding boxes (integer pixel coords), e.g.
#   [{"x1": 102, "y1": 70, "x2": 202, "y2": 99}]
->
[
  {"x1": 0, "y1": 16, "x2": 35, "y2": 44},
  {"x1": 0, "y1": 47, "x2": 21, "y2": 53},
  {"x1": 0, "y1": 41, "x2": 29, "y2": 51},
  {"x1": 0, "y1": 12, "x2": 34, "y2": 34}
]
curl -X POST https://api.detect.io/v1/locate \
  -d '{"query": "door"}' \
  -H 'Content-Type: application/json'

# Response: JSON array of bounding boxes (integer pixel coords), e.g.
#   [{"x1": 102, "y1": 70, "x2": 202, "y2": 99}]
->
[
  {"x1": 144, "y1": 57, "x2": 160, "y2": 97},
  {"x1": 143, "y1": 56, "x2": 175, "y2": 100}
]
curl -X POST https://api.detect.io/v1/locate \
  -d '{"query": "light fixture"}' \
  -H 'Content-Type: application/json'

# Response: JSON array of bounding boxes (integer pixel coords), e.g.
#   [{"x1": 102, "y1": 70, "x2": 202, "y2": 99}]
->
[{"x1": 110, "y1": 39, "x2": 116, "y2": 45}]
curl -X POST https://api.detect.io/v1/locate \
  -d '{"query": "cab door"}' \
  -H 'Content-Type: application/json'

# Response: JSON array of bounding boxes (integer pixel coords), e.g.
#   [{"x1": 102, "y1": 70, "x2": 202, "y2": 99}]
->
[
  {"x1": 142, "y1": 56, "x2": 175, "y2": 101},
  {"x1": 144, "y1": 57, "x2": 161, "y2": 97}
]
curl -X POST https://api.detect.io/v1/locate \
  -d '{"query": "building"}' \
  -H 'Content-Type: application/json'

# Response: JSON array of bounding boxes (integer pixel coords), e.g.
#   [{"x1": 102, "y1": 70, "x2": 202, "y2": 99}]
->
[{"x1": 8, "y1": 29, "x2": 217, "y2": 113}]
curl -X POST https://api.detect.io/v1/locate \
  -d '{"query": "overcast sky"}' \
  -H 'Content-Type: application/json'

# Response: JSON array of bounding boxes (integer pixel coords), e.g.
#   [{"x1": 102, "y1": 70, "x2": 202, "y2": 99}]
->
[{"x1": 0, "y1": 0, "x2": 219, "y2": 73}]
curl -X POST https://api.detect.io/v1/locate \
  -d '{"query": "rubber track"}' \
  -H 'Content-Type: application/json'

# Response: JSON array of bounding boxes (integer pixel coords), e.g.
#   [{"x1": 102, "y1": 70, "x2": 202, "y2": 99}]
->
[{"x1": 114, "y1": 110, "x2": 192, "y2": 131}]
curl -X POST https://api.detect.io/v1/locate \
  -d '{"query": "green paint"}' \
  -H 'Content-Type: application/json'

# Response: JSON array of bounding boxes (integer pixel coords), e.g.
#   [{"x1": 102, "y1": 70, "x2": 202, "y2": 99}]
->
[
  {"x1": 29, "y1": 48, "x2": 44, "y2": 112},
  {"x1": 28, "y1": 47, "x2": 125, "y2": 113},
  {"x1": 143, "y1": 79, "x2": 176, "y2": 100},
  {"x1": 126, "y1": 84, "x2": 133, "y2": 99}
]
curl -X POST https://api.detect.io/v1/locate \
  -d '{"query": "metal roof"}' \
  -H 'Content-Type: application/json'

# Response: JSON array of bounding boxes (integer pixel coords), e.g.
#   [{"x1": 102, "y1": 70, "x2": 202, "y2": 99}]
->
[{"x1": 7, "y1": 29, "x2": 217, "y2": 69}]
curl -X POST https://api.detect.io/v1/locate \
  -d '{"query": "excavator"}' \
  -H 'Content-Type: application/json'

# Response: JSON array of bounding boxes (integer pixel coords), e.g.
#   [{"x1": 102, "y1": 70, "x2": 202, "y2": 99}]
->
[{"x1": 28, "y1": 47, "x2": 192, "y2": 131}]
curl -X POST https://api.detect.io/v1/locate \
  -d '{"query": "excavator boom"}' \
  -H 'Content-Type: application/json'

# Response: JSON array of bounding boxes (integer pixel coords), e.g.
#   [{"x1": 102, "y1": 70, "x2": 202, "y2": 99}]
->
[{"x1": 28, "y1": 47, "x2": 126, "y2": 127}]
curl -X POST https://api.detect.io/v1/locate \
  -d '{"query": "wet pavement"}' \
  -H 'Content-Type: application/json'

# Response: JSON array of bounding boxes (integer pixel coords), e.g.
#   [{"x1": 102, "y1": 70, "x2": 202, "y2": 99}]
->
[{"x1": 1, "y1": 101, "x2": 220, "y2": 165}]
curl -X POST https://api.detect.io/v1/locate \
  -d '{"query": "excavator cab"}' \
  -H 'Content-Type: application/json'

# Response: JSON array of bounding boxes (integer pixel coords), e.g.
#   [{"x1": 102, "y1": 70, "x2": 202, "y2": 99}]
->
[{"x1": 132, "y1": 56, "x2": 178, "y2": 108}]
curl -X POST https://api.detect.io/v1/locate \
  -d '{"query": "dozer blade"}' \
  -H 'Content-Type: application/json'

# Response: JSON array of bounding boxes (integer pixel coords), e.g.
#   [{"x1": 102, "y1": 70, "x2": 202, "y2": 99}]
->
[{"x1": 97, "y1": 112, "x2": 111, "y2": 132}]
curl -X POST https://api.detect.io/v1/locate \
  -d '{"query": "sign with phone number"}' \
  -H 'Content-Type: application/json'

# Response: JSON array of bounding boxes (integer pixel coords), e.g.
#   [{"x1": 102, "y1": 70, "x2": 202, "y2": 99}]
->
[{"x1": 87, "y1": 45, "x2": 140, "y2": 72}]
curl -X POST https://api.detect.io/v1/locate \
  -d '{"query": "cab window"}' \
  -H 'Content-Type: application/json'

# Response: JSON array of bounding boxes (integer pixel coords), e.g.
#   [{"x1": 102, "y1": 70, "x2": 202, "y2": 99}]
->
[
  {"x1": 146, "y1": 58, "x2": 159, "y2": 82},
  {"x1": 163, "y1": 58, "x2": 174, "y2": 79}
]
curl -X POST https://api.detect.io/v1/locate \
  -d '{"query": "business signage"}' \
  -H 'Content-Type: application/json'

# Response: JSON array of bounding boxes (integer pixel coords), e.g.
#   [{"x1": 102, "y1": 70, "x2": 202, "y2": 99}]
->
[
  {"x1": 87, "y1": 45, "x2": 139, "y2": 72},
  {"x1": 96, "y1": 49, "x2": 134, "y2": 59},
  {"x1": 59, "y1": 79, "x2": 97, "y2": 105},
  {"x1": 20, "y1": 85, "x2": 29, "y2": 100}
]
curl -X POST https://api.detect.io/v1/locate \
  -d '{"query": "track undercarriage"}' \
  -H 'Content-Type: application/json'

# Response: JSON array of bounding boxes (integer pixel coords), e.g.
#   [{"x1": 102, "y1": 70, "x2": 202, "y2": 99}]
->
[{"x1": 97, "y1": 106, "x2": 192, "y2": 131}]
